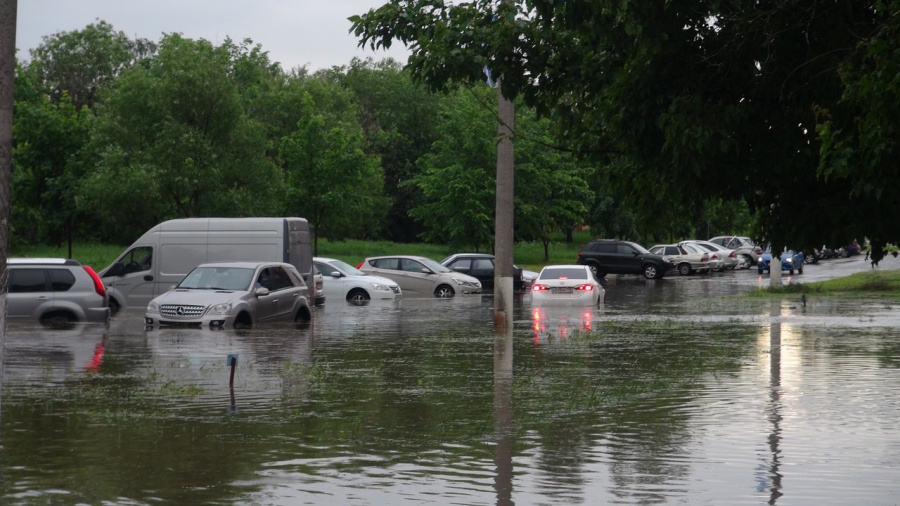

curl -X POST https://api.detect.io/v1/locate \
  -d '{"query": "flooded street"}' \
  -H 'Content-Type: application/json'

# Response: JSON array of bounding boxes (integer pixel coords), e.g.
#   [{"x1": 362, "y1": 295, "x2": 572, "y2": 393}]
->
[{"x1": 2, "y1": 255, "x2": 900, "y2": 504}]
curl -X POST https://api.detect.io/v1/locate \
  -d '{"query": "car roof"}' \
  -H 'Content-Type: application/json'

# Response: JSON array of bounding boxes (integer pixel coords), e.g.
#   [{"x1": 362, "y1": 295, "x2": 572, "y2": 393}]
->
[
  {"x1": 8, "y1": 257, "x2": 81, "y2": 266},
  {"x1": 313, "y1": 257, "x2": 339, "y2": 263},
  {"x1": 540, "y1": 264, "x2": 590, "y2": 271},
  {"x1": 195, "y1": 261, "x2": 281, "y2": 269},
  {"x1": 364, "y1": 255, "x2": 431, "y2": 261}
]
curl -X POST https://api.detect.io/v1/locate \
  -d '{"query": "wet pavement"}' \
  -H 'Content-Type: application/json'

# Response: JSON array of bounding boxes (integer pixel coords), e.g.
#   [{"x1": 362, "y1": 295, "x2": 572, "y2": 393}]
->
[{"x1": 2, "y1": 254, "x2": 899, "y2": 504}]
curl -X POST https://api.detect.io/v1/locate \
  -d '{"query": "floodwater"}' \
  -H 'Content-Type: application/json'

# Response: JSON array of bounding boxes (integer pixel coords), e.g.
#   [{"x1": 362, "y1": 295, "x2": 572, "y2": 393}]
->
[{"x1": 2, "y1": 256, "x2": 900, "y2": 505}]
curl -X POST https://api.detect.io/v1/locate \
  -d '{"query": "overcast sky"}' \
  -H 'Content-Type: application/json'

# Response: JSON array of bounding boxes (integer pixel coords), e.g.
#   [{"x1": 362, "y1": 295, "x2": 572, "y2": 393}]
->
[{"x1": 15, "y1": 0, "x2": 411, "y2": 71}]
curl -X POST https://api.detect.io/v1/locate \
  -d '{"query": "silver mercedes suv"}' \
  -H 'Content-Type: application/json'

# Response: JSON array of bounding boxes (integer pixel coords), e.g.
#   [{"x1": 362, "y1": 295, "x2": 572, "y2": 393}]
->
[{"x1": 6, "y1": 258, "x2": 111, "y2": 324}]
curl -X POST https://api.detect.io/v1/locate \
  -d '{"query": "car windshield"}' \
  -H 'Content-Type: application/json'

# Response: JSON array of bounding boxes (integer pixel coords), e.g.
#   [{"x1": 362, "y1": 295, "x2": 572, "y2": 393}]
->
[
  {"x1": 539, "y1": 267, "x2": 589, "y2": 280},
  {"x1": 626, "y1": 241, "x2": 651, "y2": 254},
  {"x1": 418, "y1": 257, "x2": 452, "y2": 273},
  {"x1": 329, "y1": 259, "x2": 366, "y2": 276},
  {"x1": 178, "y1": 266, "x2": 255, "y2": 291}
]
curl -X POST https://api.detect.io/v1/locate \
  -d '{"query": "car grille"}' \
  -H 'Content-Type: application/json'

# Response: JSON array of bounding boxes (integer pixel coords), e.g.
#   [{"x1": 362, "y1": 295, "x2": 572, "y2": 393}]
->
[{"x1": 160, "y1": 304, "x2": 206, "y2": 318}]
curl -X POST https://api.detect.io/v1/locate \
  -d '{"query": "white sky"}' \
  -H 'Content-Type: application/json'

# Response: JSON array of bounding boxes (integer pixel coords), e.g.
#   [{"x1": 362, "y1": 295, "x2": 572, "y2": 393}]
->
[{"x1": 15, "y1": 0, "x2": 411, "y2": 71}]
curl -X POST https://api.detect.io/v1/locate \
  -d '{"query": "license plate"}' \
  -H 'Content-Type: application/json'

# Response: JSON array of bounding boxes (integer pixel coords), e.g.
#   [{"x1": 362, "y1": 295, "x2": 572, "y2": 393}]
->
[{"x1": 553, "y1": 287, "x2": 573, "y2": 294}]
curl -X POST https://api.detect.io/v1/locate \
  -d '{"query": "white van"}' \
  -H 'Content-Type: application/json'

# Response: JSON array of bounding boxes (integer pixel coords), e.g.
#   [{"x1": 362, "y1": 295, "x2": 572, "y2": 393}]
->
[{"x1": 99, "y1": 217, "x2": 318, "y2": 310}]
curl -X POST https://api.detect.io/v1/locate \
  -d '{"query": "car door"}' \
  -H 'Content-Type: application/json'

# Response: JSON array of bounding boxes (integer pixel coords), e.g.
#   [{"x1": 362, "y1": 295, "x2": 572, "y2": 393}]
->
[
  {"x1": 6, "y1": 267, "x2": 50, "y2": 319},
  {"x1": 398, "y1": 258, "x2": 436, "y2": 295},
  {"x1": 314, "y1": 261, "x2": 347, "y2": 300},
  {"x1": 254, "y1": 267, "x2": 286, "y2": 323},
  {"x1": 616, "y1": 242, "x2": 644, "y2": 274},
  {"x1": 470, "y1": 258, "x2": 495, "y2": 289}
]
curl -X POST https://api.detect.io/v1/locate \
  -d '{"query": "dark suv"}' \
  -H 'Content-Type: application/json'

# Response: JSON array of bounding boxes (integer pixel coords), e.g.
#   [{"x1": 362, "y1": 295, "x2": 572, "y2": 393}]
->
[
  {"x1": 576, "y1": 239, "x2": 674, "y2": 280},
  {"x1": 7, "y1": 258, "x2": 110, "y2": 324}
]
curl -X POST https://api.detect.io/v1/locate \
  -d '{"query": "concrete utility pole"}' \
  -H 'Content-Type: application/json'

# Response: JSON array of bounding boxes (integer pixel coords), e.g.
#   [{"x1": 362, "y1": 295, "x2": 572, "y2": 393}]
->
[
  {"x1": 493, "y1": 84, "x2": 514, "y2": 329},
  {"x1": 0, "y1": 0, "x2": 17, "y2": 420}
]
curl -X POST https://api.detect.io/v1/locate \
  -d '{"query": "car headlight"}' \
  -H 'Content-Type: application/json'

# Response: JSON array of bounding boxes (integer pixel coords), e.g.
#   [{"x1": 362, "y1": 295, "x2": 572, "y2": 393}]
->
[
  {"x1": 208, "y1": 302, "x2": 232, "y2": 315},
  {"x1": 147, "y1": 301, "x2": 159, "y2": 313},
  {"x1": 452, "y1": 278, "x2": 478, "y2": 287},
  {"x1": 371, "y1": 283, "x2": 391, "y2": 292},
  {"x1": 785, "y1": 258, "x2": 792, "y2": 263}
]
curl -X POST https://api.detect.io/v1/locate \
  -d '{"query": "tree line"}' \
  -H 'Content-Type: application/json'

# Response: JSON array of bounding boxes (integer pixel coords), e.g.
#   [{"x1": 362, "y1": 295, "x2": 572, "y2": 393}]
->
[{"x1": 13, "y1": 20, "x2": 753, "y2": 258}]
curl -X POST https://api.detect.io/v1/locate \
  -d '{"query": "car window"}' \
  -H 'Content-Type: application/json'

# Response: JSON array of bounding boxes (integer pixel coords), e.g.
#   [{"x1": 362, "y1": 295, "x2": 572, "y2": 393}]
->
[
  {"x1": 473, "y1": 259, "x2": 493, "y2": 270},
  {"x1": 624, "y1": 241, "x2": 651, "y2": 254},
  {"x1": 263, "y1": 266, "x2": 293, "y2": 291},
  {"x1": 617, "y1": 244, "x2": 637, "y2": 255},
  {"x1": 9, "y1": 269, "x2": 47, "y2": 292},
  {"x1": 373, "y1": 258, "x2": 399, "y2": 270},
  {"x1": 665, "y1": 246, "x2": 680, "y2": 256},
  {"x1": 180, "y1": 266, "x2": 254, "y2": 290},
  {"x1": 400, "y1": 259, "x2": 425, "y2": 272},
  {"x1": 649, "y1": 246, "x2": 662, "y2": 255},
  {"x1": 682, "y1": 244, "x2": 700, "y2": 254},
  {"x1": 315, "y1": 262, "x2": 338, "y2": 276},
  {"x1": 327, "y1": 259, "x2": 365, "y2": 276},
  {"x1": 48, "y1": 269, "x2": 76, "y2": 291},
  {"x1": 540, "y1": 267, "x2": 589, "y2": 280},
  {"x1": 449, "y1": 259, "x2": 471, "y2": 270},
  {"x1": 594, "y1": 243, "x2": 616, "y2": 253}
]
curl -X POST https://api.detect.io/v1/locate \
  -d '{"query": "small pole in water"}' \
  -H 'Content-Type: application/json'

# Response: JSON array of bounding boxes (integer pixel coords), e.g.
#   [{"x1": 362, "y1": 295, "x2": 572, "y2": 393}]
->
[
  {"x1": 227, "y1": 354, "x2": 239, "y2": 414},
  {"x1": 227, "y1": 354, "x2": 239, "y2": 387}
]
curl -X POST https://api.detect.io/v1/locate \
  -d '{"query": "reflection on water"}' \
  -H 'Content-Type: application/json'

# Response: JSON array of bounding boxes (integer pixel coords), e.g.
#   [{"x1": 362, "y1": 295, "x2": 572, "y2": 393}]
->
[{"x1": 3, "y1": 273, "x2": 900, "y2": 504}]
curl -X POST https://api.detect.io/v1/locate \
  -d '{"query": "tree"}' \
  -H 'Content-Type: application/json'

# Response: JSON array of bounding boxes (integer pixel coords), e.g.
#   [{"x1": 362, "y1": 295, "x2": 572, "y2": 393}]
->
[
  {"x1": 279, "y1": 92, "x2": 387, "y2": 253},
  {"x1": 332, "y1": 58, "x2": 442, "y2": 242},
  {"x1": 79, "y1": 35, "x2": 281, "y2": 243},
  {"x1": 352, "y1": 1, "x2": 900, "y2": 261},
  {"x1": 408, "y1": 86, "x2": 496, "y2": 249},
  {"x1": 27, "y1": 20, "x2": 156, "y2": 110}
]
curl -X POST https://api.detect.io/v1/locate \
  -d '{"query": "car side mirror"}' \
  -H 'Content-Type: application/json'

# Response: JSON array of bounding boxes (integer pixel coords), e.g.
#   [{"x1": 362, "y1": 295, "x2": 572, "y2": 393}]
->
[
  {"x1": 255, "y1": 287, "x2": 270, "y2": 297},
  {"x1": 421, "y1": 268, "x2": 432, "y2": 274},
  {"x1": 330, "y1": 272, "x2": 341, "y2": 278}
]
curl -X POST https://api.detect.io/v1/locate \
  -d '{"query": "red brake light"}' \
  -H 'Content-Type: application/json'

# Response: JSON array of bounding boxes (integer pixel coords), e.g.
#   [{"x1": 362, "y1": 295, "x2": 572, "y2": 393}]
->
[
  {"x1": 356, "y1": 261, "x2": 364, "y2": 269},
  {"x1": 83, "y1": 266, "x2": 106, "y2": 297},
  {"x1": 575, "y1": 284, "x2": 594, "y2": 291},
  {"x1": 532, "y1": 284, "x2": 549, "y2": 292}
]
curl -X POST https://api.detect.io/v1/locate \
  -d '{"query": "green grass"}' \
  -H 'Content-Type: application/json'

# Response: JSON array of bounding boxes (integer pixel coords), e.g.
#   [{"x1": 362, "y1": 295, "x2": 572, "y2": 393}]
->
[
  {"x1": 10, "y1": 231, "x2": 596, "y2": 272},
  {"x1": 749, "y1": 269, "x2": 900, "y2": 297}
]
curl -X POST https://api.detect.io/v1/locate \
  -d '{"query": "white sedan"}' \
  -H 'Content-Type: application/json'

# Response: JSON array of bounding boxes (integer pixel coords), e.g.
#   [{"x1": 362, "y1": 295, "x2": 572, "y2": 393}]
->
[
  {"x1": 531, "y1": 265, "x2": 604, "y2": 305},
  {"x1": 314, "y1": 257, "x2": 402, "y2": 302}
]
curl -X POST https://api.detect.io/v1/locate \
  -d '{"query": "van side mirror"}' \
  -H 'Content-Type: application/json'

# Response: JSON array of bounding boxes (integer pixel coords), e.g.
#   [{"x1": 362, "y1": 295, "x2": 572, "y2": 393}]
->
[{"x1": 107, "y1": 262, "x2": 126, "y2": 277}]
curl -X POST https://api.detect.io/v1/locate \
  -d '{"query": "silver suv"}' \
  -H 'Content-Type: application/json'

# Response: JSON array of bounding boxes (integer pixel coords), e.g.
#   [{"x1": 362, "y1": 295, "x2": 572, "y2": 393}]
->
[{"x1": 6, "y1": 258, "x2": 111, "y2": 324}]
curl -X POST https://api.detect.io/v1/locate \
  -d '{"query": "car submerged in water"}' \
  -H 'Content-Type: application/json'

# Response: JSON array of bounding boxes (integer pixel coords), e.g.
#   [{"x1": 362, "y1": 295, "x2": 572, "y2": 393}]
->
[{"x1": 144, "y1": 261, "x2": 312, "y2": 329}]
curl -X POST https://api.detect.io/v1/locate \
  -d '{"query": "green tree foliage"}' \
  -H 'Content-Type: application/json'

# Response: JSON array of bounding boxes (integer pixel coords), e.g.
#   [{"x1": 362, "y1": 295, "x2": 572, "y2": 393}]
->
[
  {"x1": 279, "y1": 93, "x2": 387, "y2": 253},
  {"x1": 12, "y1": 62, "x2": 91, "y2": 247},
  {"x1": 408, "y1": 86, "x2": 495, "y2": 249},
  {"x1": 26, "y1": 20, "x2": 156, "y2": 110},
  {"x1": 352, "y1": 1, "x2": 900, "y2": 261},
  {"x1": 333, "y1": 58, "x2": 442, "y2": 242},
  {"x1": 514, "y1": 108, "x2": 592, "y2": 259},
  {"x1": 79, "y1": 35, "x2": 281, "y2": 243}
]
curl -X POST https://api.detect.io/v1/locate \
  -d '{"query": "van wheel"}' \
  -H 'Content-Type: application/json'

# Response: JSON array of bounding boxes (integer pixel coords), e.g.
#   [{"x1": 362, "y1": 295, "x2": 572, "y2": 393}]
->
[
  {"x1": 233, "y1": 314, "x2": 252, "y2": 329},
  {"x1": 434, "y1": 285, "x2": 455, "y2": 297},
  {"x1": 347, "y1": 289, "x2": 370, "y2": 303}
]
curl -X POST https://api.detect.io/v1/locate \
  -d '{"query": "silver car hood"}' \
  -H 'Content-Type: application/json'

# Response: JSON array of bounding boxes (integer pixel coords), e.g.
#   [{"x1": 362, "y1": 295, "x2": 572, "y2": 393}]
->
[{"x1": 153, "y1": 289, "x2": 246, "y2": 306}]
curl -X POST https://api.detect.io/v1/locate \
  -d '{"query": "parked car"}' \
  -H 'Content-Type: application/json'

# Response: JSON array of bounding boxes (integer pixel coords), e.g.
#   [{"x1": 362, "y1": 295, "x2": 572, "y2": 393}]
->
[
  {"x1": 531, "y1": 265, "x2": 604, "y2": 305},
  {"x1": 649, "y1": 243, "x2": 710, "y2": 275},
  {"x1": 144, "y1": 261, "x2": 313, "y2": 329},
  {"x1": 314, "y1": 257, "x2": 402, "y2": 302},
  {"x1": 576, "y1": 239, "x2": 675, "y2": 280},
  {"x1": 439, "y1": 253, "x2": 525, "y2": 291},
  {"x1": 312, "y1": 265, "x2": 326, "y2": 306},
  {"x1": 680, "y1": 240, "x2": 738, "y2": 271},
  {"x1": 357, "y1": 255, "x2": 482, "y2": 297},
  {"x1": 707, "y1": 236, "x2": 762, "y2": 269},
  {"x1": 757, "y1": 250, "x2": 805, "y2": 275},
  {"x1": 7, "y1": 258, "x2": 110, "y2": 325}
]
